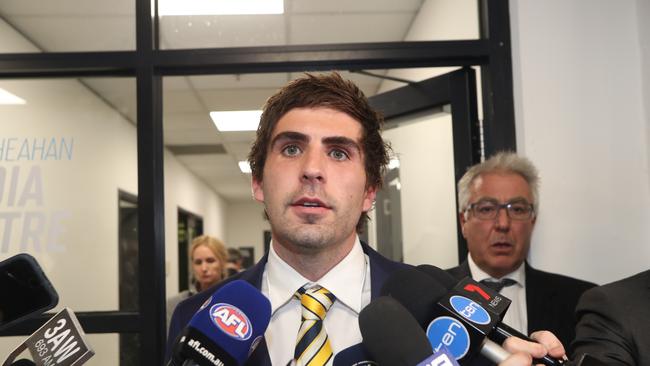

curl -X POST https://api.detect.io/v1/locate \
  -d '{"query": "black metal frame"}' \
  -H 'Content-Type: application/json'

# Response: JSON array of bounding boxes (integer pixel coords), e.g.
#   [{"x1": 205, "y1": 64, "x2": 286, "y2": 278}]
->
[{"x1": 0, "y1": 0, "x2": 516, "y2": 363}]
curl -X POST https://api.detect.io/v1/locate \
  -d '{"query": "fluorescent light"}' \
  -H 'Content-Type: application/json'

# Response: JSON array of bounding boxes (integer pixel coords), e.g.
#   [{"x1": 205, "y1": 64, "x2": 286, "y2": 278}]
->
[
  {"x1": 0, "y1": 88, "x2": 26, "y2": 105},
  {"x1": 210, "y1": 110, "x2": 261, "y2": 132},
  {"x1": 160, "y1": 0, "x2": 283, "y2": 16},
  {"x1": 238, "y1": 161, "x2": 252, "y2": 174}
]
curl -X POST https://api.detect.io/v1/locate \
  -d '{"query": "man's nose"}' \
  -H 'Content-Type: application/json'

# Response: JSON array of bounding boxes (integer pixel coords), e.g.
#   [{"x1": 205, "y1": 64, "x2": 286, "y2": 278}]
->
[
  {"x1": 494, "y1": 206, "x2": 511, "y2": 230},
  {"x1": 301, "y1": 148, "x2": 325, "y2": 183}
]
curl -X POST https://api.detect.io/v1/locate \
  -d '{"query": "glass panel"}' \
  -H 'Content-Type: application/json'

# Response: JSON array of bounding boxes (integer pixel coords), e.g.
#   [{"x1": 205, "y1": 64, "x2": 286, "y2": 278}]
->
[
  {"x1": 159, "y1": 0, "x2": 479, "y2": 49},
  {"x1": 378, "y1": 109, "x2": 458, "y2": 268},
  {"x1": 0, "y1": 0, "x2": 134, "y2": 52},
  {"x1": 0, "y1": 76, "x2": 137, "y2": 357}
]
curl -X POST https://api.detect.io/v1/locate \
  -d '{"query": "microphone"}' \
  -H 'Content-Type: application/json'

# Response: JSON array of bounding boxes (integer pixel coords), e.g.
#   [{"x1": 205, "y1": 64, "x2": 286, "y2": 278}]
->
[
  {"x1": 416, "y1": 265, "x2": 512, "y2": 322},
  {"x1": 9, "y1": 361, "x2": 35, "y2": 366},
  {"x1": 359, "y1": 296, "x2": 459, "y2": 366},
  {"x1": 0, "y1": 254, "x2": 59, "y2": 332},
  {"x1": 167, "y1": 280, "x2": 271, "y2": 366},
  {"x1": 381, "y1": 267, "x2": 565, "y2": 365},
  {"x1": 2, "y1": 307, "x2": 94, "y2": 366}
]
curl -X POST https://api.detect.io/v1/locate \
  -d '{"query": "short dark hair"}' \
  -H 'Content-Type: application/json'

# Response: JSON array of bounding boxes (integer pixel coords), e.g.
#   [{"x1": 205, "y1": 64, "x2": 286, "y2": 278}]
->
[{"x1": 248, "y1": 72, "x2": 390, "y2": 232}]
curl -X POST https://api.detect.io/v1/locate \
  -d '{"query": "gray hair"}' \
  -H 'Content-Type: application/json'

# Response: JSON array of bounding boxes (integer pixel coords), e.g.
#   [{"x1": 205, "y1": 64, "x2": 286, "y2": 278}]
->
[{"x1": 457, "y1": 151, "x2": 540, "y2": 213}]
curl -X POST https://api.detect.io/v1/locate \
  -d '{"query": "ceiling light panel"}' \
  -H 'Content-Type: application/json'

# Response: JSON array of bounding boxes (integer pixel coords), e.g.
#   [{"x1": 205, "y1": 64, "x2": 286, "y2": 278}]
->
[
  {"x1": 0, "y1": 88, "x2": 26, "y2": 105},
  {"x1": 210, "y1": 110, "x2": 261, "y2": 132},
  {"x1": 160, "y1": 0, "x2": 284, "y2": 16}
]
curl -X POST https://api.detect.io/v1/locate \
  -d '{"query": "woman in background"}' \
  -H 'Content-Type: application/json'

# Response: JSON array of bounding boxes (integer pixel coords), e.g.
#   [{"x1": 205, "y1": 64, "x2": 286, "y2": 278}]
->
[{"x1": 166, "y1": 235, "x2": 228, "y2": 329}]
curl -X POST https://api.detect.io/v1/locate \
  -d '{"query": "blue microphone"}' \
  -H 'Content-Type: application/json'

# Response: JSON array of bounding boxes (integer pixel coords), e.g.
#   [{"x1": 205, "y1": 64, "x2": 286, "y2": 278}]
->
[{"x1": 168, "y1": 280, "x2": 272, "y2": 366}]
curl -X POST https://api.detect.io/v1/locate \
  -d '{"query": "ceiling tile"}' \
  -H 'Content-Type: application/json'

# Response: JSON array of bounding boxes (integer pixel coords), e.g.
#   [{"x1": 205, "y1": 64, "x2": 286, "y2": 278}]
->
[
  {"x1": 290, "y1": 13, "x2": 413, "y2": 44},
  {"x1": 159, "y1": 14, "x2": 286, "y2": 49},
  {"x1": 7, "y1": 16, "x2": 134, "y2": 51}
]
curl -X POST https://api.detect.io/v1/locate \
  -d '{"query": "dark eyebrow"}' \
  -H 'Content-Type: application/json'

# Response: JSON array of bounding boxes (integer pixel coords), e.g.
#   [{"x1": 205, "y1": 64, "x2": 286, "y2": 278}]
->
[
  {"x1": 270, "y1": 132, "x2": 361, "y2": 154},
  {"x1": 270, "y1": 131, "x2": 309, "y2": 148},
  {"x1": 322, "y1": 136, "x2": 361, "y2": 154}
]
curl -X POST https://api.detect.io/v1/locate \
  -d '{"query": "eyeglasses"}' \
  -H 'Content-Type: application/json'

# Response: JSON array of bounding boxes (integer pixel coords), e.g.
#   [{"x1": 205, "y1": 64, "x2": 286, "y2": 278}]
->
[{"x1": 466, "y1": 199, "x2": 535, "y2": 221}]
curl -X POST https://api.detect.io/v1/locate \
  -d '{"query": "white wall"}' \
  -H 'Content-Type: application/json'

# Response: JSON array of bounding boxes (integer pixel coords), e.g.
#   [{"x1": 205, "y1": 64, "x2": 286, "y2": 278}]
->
[
  {"x1": 164, "y1": 151, "x2": 228, "y2": 294},
  {"x1": 382, "y1": 111, "x2": 458, "y2": 268},
  {"x1": 511, "y1": 0, "x2": 650, "y2": 284},
  {"x1": 638, "y1": 0, "x2": 650, "y2": 184},
  {"x1": 225, "y1": 200, "x2": 270, "y2": 264}
]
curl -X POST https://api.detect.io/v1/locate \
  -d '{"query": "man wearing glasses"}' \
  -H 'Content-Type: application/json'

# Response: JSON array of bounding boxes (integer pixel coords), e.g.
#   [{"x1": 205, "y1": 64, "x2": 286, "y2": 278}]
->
[{"x1": 448, "y1": 152, "x2": 595, "y2": 353}]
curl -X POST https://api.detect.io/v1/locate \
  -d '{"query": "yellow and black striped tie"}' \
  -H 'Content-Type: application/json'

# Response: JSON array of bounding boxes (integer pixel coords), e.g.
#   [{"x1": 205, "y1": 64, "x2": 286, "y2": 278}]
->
[{"x1": 293, "y1": 285, "x2": 336, "y2": 366}]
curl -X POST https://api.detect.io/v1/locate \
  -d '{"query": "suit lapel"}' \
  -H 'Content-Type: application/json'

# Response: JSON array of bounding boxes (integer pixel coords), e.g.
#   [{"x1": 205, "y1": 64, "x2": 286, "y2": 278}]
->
[{"x1": 239, "y1": 255, "x2": 273, "y2": 366}]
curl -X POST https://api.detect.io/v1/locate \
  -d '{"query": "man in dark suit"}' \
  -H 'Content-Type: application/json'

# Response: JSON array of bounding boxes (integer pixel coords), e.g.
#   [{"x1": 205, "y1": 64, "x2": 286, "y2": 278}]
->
[
  {"x1": 572, "y1": 269, "x2": 650, "y2": 365},
  {"x1": 448, "y1": 152, "x2": 595, "y2": 350},
  {"x1": 168, "y1": 75, "x2": 568, "y2": 365}
]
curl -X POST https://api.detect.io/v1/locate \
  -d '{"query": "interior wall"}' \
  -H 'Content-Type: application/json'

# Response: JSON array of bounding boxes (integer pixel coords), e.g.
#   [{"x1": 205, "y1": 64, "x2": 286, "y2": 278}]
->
[
  {"x1": 225, "y1": 200, "x2": 270, "y2": 264},
  {"x1": 510, "y1": 0, "x2": 650, "y2": 284},
  {"x1": 638, "y1": 0, "x2": 650, "y2": 185},
  {"x1": 381, "y1": 111, "x2": 458, "y2": 268}
]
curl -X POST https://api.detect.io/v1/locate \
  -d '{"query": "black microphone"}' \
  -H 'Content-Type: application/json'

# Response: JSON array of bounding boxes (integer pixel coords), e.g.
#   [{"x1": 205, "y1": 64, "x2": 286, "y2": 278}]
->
[
  {"x1": 416, "y1": 265, "x2": 513, "y2": 322},
  {"x1": 167, "y1": 280, "x2": 271, "y2": 366},
  {"x1": 9, "y1": 360, "x2": 36, "y2": 366},
  {"x1": 0, "y1": 254, "x2": 59, "y2": 332},
  {"x1": 359, "y1": 296, "x2": 460, "y2": 366},
  {"x1": 417, "y1": 265, "x2": 571, "y2": 363},
  {"x1": 382, "y1": 267, "x2": 565, "y2": 365}
]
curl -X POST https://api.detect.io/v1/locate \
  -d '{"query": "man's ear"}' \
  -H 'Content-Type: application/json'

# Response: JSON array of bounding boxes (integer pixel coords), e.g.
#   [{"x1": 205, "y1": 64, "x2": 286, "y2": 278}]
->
[
  {"x1": 251, "y1": 177, "x2": 264, "y2": 203},
  {"x1": 362, "y1": 185, "x2": 377, "y2": 212},
  {"x1": 459, "y1": 211, "x2": 468, "y2": 238}
]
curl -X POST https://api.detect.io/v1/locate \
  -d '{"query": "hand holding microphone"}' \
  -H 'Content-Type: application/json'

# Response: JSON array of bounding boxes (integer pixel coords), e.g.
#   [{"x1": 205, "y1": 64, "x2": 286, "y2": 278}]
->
[{"x1": 381, "y1": 266, "x2": 567, "y2": 365}]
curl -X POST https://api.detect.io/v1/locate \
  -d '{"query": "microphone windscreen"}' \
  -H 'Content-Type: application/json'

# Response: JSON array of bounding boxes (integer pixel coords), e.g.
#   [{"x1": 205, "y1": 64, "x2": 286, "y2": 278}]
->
[
  {"x1": 185, "y1": 280, "x2": 271, "y2": 365},
  {"x1": 359, "y1": 296, "x2": 433, "y2": 366},
  {"x1": 380, "y1": 267, "x2": 448, "y2": 328},
  {"x1": 10, "y1": 360, "x2": 36, "y2": 366},
  {"x1": 416, "y1": 264, "x2": 457, "y2": 290}
]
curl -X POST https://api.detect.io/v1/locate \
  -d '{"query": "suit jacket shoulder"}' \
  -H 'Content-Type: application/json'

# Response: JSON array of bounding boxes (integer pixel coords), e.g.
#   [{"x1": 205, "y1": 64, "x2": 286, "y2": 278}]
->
[
  {"x1": 525, "y1": 264, "x2": 596, "y2": 350},
  {"x1": 572, "y1": 270, "x2": 650, "y2": 365},
  {"x1": 446, "y1": 261, "x2": 471, "y2": 280}
]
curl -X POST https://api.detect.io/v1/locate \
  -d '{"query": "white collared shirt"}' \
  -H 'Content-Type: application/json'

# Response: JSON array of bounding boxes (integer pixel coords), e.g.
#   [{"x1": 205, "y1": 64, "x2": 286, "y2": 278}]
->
[
  {"x1": 467, "y1": 254, "x2": 528, "y2": 334},
  {"x1": 261, "y1": 237, "x2": 371, "y2": 366}
]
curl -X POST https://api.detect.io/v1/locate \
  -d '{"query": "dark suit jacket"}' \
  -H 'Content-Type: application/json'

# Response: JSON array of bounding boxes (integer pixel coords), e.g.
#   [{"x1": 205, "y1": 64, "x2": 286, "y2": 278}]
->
[
  {"x1": 447, "y1": 261, "x2": 595, "y2": 350},
  {"x1": 166, "y1": 242, "x2": 409, "y2": 365},
  {"x1": 572, "y1": 269, "x2": 650, "y2": 365}
]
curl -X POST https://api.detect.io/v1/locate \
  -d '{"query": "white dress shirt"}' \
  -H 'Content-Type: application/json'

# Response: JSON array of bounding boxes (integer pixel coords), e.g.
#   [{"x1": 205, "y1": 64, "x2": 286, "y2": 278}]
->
[
  {"x1": 261, "y1": 237, "x2": 371, "y2": 366},
  {"x1": 467, "y1": 255, "x2": 528, "y2": 334}
]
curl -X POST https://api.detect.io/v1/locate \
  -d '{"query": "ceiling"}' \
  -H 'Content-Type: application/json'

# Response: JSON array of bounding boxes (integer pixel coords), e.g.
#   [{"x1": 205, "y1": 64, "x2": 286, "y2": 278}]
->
[{"x1": 0, "y1": 0, "x2": 427, "y2": 202}]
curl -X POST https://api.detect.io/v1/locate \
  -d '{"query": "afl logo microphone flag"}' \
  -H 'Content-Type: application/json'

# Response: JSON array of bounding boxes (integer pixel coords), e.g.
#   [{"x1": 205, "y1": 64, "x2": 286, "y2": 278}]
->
[{"x1": 168, "y1": 280, "x2": 271, "y2": 366}]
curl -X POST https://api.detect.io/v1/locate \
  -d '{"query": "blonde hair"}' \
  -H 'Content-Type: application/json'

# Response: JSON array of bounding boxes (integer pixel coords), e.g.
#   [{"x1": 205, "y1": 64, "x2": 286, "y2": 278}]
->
[{"x1": 190, "y1": 235, "x2": 228, "y2": 281}]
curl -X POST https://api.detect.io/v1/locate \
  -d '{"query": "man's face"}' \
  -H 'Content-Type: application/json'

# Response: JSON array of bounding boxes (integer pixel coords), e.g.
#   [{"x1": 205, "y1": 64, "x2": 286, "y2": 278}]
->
[
  {"x1": 252, "y1": 107, "x2": 376, "y2": 254},
  {"x1": 460, "y1": 172, "x2": 536, "y2": 278}
]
